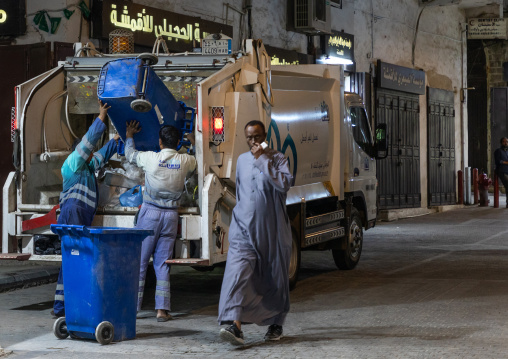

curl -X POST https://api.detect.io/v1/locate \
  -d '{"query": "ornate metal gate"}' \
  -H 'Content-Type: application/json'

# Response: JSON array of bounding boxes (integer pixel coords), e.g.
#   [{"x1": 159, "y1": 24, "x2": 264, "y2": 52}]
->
[
  {"x1": 427, "y1": 88, "x2": 456, "y2": 206},
  {"x1": 376, "y1": 89, "x2": 421, "y2": 209}
]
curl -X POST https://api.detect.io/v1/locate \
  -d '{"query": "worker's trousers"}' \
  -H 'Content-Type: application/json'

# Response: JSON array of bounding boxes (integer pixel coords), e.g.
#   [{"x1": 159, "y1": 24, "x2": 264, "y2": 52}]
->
[{"x1": 136, "y1": 203, "x2": 178, "y2": 311}]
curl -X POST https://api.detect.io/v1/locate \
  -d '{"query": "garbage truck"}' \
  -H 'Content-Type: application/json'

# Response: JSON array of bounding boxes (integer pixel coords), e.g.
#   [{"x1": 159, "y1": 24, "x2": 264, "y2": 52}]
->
[{"x1": 3, "y1": 39, "x2": 387, "y2": 288}]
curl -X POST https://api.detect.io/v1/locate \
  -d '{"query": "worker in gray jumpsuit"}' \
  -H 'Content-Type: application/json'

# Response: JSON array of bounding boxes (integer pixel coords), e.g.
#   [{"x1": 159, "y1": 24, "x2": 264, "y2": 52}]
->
[{"x1": 125, "y1": 121, "x2": 196, "y2": 322}]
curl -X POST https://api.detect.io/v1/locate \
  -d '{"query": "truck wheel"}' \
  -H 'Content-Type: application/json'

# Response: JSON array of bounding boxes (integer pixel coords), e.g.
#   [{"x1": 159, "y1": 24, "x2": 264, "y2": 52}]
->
[
  {"x1": 332, "y1": 208, "x2": 363, "y2": 270},
  {"x1": 288, "y1": 228, "x2": 301, "y2": 290},
  {"x1": 137, "y1": 53, "x2": 158, "y2": 65},
  {"x1": 53, "y1": 317, "x2": 69, "y2": 339},
  {"x1": 95, "y1": 321, "x2": 114, "y2": 345},
  {"x1": 131, "y1": 99, "x2": 152, "y2": 112}
]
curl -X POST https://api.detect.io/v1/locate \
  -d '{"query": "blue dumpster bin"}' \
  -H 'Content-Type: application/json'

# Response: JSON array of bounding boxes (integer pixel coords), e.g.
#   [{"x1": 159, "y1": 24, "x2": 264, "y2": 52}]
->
[
  {"x1": 50, "y1": 225, "x2": 153, "y2": 344},
  {"x1": 97, "y1": 55, "x2": 192, "y2": 153}
]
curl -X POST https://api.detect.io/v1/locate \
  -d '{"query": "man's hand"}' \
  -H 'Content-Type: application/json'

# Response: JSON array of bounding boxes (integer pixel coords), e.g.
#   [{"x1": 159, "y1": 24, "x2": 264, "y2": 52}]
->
[
  {"x1": 187, "y1": 132, "x2": 195, "y2": 146},
  {"x1": 113, "y1": 133, "x2": 121, "y2": 141},
  {"x1": 251, "y1": 143, "x2": 264, "y2": 159},
  {"x1": 126, "y1": 120, "x2": 141, "y2": 139},
  {"x1": 98, "y1": 100, "x2": 111, "y2": 122}
]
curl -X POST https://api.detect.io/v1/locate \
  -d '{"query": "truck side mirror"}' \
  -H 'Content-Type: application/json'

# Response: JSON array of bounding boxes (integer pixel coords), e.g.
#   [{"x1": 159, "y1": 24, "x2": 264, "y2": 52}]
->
[{"x1": 375, "y1": 123, "x2": 388, "y2": 159}]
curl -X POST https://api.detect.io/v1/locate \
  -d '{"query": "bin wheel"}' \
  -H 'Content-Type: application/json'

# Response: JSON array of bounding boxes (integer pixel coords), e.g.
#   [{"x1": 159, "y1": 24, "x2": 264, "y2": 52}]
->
[
  {"x1": 53, "y1": 317, "x2": 69, "y2": 339},
  {"x1": 95, "y1": 321, "x2": 114, "y2": 345},
  {"x1": 137, "y1": 53, "x2": 158, "y2": 65},
  {"x1": 131, "y1": 99, "x2": 152, "y2": 113}
]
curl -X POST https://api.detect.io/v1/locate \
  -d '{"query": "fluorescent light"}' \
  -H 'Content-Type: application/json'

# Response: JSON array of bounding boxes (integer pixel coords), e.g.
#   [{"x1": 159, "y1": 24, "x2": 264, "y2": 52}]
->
[{"x1": 318, "y1": 56, "x2": 354, "y2": 65}]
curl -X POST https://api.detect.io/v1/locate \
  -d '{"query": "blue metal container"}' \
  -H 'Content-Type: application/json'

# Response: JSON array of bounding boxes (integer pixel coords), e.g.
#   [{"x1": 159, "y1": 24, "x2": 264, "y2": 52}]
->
[
  {"x1": 51, "y1": 225, "x2": 153, "y2": 344},
  {"x1": 97, "y1": 56, "x2": 185, "y2": 152}
]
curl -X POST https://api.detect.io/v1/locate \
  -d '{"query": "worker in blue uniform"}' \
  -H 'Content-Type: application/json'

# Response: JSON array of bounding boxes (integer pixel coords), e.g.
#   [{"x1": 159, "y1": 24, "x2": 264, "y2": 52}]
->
[
  {"x1": 124, "y1": 121, "x2": 196, "y2": 322},
  {"x1": 52, "y1": 100, "x2": 120, "y2": 318}
]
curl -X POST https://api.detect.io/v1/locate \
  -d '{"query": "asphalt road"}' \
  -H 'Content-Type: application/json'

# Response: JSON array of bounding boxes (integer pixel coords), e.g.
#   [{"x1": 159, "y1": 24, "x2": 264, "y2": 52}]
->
[{"x1": 2, "y1": 204, "x2": 508, "y2": 358}]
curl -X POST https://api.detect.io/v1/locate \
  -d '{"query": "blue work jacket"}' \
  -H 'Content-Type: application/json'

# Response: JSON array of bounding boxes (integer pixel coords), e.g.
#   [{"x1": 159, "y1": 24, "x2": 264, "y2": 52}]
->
[{"x1": 59, "y1": 118, "x2": 117, "y2": 223}]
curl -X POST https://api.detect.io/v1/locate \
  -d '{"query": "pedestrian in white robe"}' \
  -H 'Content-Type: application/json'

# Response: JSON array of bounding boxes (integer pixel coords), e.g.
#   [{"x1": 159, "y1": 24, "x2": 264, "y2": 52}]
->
[{"x1": 218, "y1": 120, "x2": 293, "y2": 345}]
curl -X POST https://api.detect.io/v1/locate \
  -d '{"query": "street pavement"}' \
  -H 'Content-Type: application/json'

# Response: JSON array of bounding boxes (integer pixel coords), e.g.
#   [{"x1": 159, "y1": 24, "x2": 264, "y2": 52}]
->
[{"x1": 1, "y1": 200, "x2": 508, "y2": 358}]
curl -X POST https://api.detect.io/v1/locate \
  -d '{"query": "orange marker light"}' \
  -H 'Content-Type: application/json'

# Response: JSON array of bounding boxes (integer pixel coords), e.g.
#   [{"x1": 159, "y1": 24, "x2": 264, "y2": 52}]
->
[
  {"x1": 213, "y1": 117, "x2": 224, "y2": 133},
  {"x1": 210, "y1": 106, "x2": 225, "y2": 142}
]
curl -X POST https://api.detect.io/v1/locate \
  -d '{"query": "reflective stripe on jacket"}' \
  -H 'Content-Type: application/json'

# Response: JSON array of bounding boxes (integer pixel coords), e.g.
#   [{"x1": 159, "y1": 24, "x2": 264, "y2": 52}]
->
[{"x1": 59, "y1": 118, "x2": 117, "y2": 212}]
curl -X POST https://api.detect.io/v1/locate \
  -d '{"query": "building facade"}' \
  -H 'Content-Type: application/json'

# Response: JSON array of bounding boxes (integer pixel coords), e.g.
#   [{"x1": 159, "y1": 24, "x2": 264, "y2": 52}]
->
[{"x1": 0, "y1": 0, "x2": 503, "y2": 214}]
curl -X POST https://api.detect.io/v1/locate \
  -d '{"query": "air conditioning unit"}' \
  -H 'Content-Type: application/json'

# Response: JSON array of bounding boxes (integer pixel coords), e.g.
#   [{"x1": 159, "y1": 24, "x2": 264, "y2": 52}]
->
[{"x1": 294, "y1": 0, "x2": 332, "y2": 35}]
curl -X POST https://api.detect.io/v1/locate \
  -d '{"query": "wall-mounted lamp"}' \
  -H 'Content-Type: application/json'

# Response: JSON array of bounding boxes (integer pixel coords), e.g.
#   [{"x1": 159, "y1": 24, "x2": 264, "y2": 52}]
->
[{"x1": 460, "y1": 87, "x2": 475, "y2": 103}]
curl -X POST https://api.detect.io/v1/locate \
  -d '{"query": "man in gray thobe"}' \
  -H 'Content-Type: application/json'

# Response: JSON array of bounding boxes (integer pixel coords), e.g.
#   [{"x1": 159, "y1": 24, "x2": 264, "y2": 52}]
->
[{"x1": 218, "y1": 120, "x2": 293, "y2": 345}]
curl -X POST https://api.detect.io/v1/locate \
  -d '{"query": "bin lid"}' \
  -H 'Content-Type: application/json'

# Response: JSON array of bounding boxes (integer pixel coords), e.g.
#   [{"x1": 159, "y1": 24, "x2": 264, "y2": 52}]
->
[{"x1": 51, "y1": 224, "x2": 153, "y2": 237}]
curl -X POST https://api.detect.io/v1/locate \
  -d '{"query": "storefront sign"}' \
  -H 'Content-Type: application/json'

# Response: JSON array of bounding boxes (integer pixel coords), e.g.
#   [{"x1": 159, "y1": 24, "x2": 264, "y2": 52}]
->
[
  {"x1": 265, "y1": 45, "x2": 312, "y2": 65},
  {"x1": 0, "y1": 1, "x2": 26, "y2": 36},
  {"x1": 326, "y1": 31, "x2": 354, "y2": 63},
  {"x1": 377, "y1": 60, "x2": 425, "y2": 95},
  {"x1": 468, "y1": 18, "x2": 507, "y2": 40},
  {"x1": 92, "y1": 0, "x2": 233, "y2": 52}
]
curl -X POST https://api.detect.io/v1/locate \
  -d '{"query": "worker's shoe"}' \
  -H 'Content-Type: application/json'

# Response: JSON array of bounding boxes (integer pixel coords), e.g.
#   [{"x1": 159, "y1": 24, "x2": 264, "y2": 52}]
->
[
  {"x1": 264, "y1": 324, "x2": 283, "y2": 341},
  {"x1": 220, "y1": 323, "x2": 244, "y2": 346},
  {"x1": 50, "y1": 310, "x2": 64, "y2": 319},
  {"x1": 156, "y1": 310, "x2": 173, "y2": 322}
]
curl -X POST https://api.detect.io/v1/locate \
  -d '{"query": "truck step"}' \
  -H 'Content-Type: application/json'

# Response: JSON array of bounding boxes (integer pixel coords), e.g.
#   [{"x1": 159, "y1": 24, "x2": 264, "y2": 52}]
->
[
  {"x1": 306, "y1": 210, "x2": 344, "y2": 228},
  {"x1": 165, "y1": 258, "x2": 210, "y2": 266},
  {"x1": 304, "y1": 226, "x2": 345, "y2": 247}
]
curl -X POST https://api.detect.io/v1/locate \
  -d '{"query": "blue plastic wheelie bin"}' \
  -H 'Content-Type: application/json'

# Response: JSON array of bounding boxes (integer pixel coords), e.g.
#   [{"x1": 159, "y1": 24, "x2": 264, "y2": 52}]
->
[
  {"x1": 97, "y1": 54, "x2": 193, "y2": 153},
  {"x1": 51, "y1": 225, "x2": 153, "y2": 345}
]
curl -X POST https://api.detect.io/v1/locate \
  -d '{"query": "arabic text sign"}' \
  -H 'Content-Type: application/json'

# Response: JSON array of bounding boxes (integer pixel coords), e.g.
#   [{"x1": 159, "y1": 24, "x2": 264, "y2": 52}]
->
[
  {"x1": 377, "y1": 60, "x2": 425, "y2": 95},
  {"x1": 327, "y1": 31, "x2": 354, "y2": 62},
  {"x1": 265, "y1": 44, "x2": 312, "y2": 65},
  {"x1": 468, "y1": 18, "x2": 507, "y2": 40},
  {"x1": 93, "y1": 0, "x2": 233, "y2": 52},
  {"x1": 202, "y1": 39, "x2": 231, "y2": 55}
]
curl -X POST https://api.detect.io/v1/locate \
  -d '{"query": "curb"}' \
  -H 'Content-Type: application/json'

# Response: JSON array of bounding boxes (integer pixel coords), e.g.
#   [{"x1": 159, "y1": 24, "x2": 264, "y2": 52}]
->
[{"x1": 0, "y1": 266, "x2": 60, "y2": 293}]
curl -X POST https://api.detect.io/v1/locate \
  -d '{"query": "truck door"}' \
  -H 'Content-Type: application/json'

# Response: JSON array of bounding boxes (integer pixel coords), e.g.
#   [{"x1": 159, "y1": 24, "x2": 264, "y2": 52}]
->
[{"x1": 349, "y1": 106, "x2": 377, "y2": 221}]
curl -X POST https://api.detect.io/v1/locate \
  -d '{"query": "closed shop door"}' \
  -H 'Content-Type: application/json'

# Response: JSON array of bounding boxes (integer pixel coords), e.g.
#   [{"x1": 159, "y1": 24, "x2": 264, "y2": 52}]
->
[
  {"x1": 376, "y1": 89, "x2": 421, "y2": 209},
  {"x1": 428, "y1": 88, "x2": 455, "y2": 206}
]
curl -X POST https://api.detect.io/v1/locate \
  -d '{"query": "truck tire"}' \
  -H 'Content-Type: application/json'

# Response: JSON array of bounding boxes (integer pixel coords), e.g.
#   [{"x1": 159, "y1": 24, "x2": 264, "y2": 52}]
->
[
  {"x1": 289, "y1": 228, "x2": 301, "y2": 290},
  {"x1": 332, "y1": 208, "x2": 363, "y2": 270}
]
